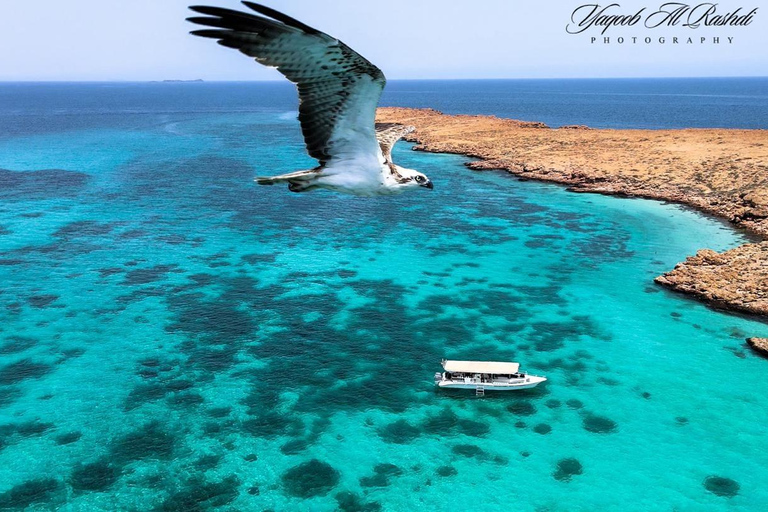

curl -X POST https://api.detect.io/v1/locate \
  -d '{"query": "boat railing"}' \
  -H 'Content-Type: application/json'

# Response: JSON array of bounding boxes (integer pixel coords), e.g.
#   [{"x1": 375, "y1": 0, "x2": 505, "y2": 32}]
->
[{"x1": 451, "y1": 376, "x2": 531, "y2": 384}]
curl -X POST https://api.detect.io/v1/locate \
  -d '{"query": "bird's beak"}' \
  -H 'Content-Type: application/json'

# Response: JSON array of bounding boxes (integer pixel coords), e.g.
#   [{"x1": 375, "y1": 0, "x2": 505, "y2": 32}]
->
[{"x1": 421, "y1": 180, "x2": 434, "y2": 190}]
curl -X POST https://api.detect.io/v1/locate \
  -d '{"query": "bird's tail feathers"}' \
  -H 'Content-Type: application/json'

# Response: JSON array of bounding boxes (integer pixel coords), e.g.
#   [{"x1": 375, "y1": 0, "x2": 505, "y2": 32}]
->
[{"x1": 255, "y1": 169, "x2": 320, "y2": 186}]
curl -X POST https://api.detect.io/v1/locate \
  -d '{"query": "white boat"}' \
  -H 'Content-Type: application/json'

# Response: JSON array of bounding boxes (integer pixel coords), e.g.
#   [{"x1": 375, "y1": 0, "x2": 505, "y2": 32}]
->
[{"x1": 434, "y1": 360, "x2": 546, "y2": 395}]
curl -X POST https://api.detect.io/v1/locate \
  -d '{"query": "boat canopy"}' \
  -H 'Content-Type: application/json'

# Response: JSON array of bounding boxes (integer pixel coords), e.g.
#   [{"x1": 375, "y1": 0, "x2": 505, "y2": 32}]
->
[{"x1": 442, "y1": 360, "x2": 520, "y2": 374}]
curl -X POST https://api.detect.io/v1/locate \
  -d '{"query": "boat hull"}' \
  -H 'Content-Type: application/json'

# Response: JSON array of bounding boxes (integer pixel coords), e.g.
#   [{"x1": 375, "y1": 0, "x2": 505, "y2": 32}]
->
[{"x1": 436, "y1": 376, "x2": 546, "y2": 391}]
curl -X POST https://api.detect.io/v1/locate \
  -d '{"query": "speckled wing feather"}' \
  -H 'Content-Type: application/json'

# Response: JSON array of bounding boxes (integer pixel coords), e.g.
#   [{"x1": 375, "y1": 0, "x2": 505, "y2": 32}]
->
[
  {"x1": 375, "y1": 123, "x2": 415, "y2": 163},
  {"x1": 188, "y1": 2, "x2": 386, "y2": 165}
]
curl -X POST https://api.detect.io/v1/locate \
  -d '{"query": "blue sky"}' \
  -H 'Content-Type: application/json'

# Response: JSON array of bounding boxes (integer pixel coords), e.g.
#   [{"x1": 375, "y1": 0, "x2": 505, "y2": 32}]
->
[{"x1": 0, "y1": 0, "x2": 765, "y2": 80}]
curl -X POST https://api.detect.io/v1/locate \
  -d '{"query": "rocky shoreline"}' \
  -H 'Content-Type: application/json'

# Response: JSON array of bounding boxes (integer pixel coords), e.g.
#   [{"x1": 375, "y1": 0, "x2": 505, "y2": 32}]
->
[
  {"x1": 655, "y1": 244, "x2": 768, "y2": 317},
  {"x1": 376, "y1": 107, "x2": 768, "y2": 335},
  {"x1": 747, "y1": 337, "x2": 768, "y2": 357}
]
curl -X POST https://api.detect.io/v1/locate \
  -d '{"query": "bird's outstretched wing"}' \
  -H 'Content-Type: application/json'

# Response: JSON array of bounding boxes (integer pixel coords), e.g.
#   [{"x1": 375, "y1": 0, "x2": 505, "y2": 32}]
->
[
  {"x1": 188, "y1": 2, "x2": 386, "y2": 166},
  {"x1": 375, "y1": 123, "x2": 415, "y2": 163}
]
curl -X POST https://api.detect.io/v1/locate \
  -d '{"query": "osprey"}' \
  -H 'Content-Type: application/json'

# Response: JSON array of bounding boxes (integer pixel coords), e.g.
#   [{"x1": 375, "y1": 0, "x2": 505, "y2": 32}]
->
[{"x1": 188, "y1": 2, "x2": 433, "y2": 195}]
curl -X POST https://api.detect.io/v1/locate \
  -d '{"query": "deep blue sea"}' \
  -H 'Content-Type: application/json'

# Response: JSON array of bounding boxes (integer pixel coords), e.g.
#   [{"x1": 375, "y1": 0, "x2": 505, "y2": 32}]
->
[{"x1": 1, "y1": 79, "x2": 767, "y2": 511}]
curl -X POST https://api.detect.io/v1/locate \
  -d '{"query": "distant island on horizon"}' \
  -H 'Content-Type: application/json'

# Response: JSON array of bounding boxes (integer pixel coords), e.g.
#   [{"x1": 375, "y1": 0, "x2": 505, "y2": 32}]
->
[{"x1": 151, "y1": 79, "x2": 205, "y2": 83}]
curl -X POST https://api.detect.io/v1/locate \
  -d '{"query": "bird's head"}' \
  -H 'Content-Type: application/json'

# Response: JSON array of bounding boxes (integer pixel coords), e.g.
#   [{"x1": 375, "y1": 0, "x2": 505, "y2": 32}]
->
[{"x1": 391, "y1": 166, "x2": 433, "y2": 191}]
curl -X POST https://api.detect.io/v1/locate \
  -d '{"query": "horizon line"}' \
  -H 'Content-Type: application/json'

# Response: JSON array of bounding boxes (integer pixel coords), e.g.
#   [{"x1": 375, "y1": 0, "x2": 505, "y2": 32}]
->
[{"x1": 1, "y1": 75, "x2": 767, "y2": 83}]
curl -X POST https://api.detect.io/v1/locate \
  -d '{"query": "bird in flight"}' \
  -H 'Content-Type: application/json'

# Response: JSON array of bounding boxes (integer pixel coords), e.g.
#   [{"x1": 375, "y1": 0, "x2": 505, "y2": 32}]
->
[{"x1": 187, "y1": 2, "x2": 433, "y2": 196}]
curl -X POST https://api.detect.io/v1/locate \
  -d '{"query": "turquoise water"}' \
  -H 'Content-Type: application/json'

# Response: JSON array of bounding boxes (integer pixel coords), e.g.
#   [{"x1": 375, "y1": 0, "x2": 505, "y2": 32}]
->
[{"x1": 1, "y1": 83, "x2": 768, "y2": 511}]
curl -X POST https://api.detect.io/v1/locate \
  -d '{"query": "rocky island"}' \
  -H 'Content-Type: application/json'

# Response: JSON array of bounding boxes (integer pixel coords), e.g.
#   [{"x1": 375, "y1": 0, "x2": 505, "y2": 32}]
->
[{"x1": 376, "y1": 107, "x2": 768, "y2": 339}]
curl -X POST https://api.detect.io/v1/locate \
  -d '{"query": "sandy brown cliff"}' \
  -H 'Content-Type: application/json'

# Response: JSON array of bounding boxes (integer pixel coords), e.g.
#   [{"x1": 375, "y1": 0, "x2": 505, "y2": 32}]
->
[{"x1": 376, "y1": 107, "x2": 768, "y2": 324}]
